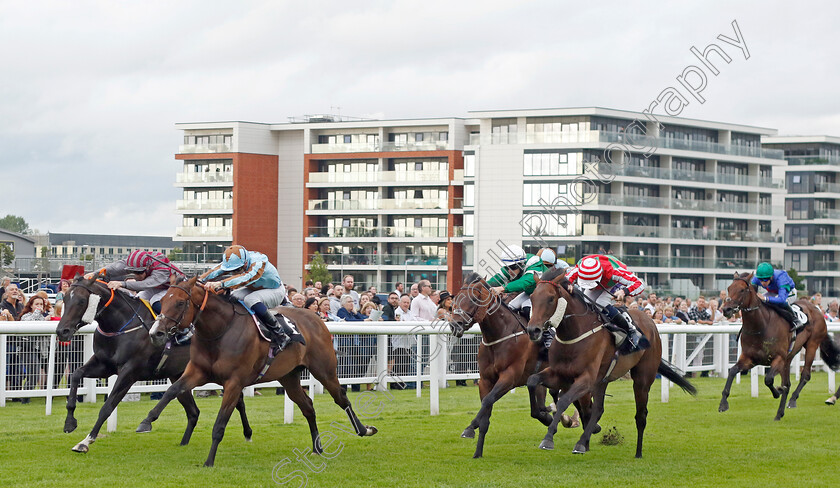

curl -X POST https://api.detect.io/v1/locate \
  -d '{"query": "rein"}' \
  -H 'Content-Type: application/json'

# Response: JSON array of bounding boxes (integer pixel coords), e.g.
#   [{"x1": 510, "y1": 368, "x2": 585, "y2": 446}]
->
[
  {"x1": 159, "y1": 283, "x2": 222, "y2": 342},
  {"x1": 454, "y1": 282, "x2": 528, "y2": 347},
  {"x1": 537, "y1": 279, "x2": 604, "y2": 344}
]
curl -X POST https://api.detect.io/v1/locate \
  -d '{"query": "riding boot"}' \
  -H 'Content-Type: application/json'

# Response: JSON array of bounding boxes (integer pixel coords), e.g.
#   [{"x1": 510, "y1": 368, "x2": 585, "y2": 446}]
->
[
  {"x1": 253, "y1": 304, "x2": 291, "y2": 353},
  {"x1": 519, "y1": 306, "x2": 531, "y2": 321},
  {"x1": 605, "y1": 305, "x2": 650, "y2": 353},
  {"x1": 783, "y1": 303, "x2": 802, "y2": 328}
]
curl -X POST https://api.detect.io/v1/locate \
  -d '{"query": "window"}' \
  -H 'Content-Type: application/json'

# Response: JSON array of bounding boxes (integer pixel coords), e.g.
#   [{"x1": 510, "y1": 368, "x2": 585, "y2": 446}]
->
[
  {"x1": 523, "y1": 151, "x2": 580, "y2": 176},
  {"x1": 439, "y1": 132, "x2": 448, "y2": 141},
  {"x1": 523, "y1": 183, "x2": 568, "y2": 206},
  {"x1": 464, "y1": 152, "x2": 475, "y2": 177},
  {"x1": 343, "y1": 135, "x2": 352, "y2": 143},
  {"x1": 415, "y1": 133, "x2": 424, "y2": 142}
]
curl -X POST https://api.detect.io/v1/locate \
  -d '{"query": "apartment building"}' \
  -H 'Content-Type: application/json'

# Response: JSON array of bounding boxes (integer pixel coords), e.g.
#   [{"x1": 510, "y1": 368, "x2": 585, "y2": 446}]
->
[
  {"x1": 175, "y1": 108, "x2": 787, "y2": 296},
  {"x1": 763, "y1": 136, "x2": 840, "y2": 296}
]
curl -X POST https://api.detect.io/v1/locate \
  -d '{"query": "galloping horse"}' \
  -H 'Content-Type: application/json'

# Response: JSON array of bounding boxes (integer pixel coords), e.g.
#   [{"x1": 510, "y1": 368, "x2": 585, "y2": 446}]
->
[
  {"x1": 55, "y1": 275, "x2": 251, "y2": 453},
  {"x1": 719, "y1": 272, "x2": 840, "y2": 420},
  {"x1": 143, "y1": 276, "x2": 377, "y2": 467},
  {"x1": 449, "y1": 273, "x2": 578, "y2": 459},
  {"x1": 525, "y1": 268, "x2": 696, "y2": 458}
]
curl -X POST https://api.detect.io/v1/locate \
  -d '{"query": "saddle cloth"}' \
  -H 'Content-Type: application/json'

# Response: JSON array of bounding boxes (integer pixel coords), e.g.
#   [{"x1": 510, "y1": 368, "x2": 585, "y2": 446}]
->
[{"x1": 251, "y1": 312, "x2": 304, "y2": 344}]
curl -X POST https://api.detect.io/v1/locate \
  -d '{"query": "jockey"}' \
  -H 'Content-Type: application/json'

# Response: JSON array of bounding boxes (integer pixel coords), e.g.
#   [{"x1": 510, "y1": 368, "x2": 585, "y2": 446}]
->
[
  {"x1": 565, "y1": 254, "x2": 650, "y2": 353},
  {"x1": 487, "y1": 244, "x2": 547, "y2": 320},
  {"x1": 86, "y1": 250, "x2": 184, "y2": 315},
  {"x1": 751, "y1": 262, "x2": 804, "y2": 328},
  {"x1": 201, "y1": 245, "x2": 299, "y2": 353}
]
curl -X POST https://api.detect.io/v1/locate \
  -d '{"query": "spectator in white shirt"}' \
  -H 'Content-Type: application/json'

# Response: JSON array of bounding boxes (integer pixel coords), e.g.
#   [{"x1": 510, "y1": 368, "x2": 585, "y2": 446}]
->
[{"x1": 410, "y1": 280, "x2": 437, "y2": 321}]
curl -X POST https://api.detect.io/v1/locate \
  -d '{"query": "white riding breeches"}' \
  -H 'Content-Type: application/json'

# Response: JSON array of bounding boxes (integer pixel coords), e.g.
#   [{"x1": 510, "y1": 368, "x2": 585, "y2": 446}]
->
[
  {"x1": 138, "y1": 288, "x2": 167, "y2": 305},
  {"x1": 508, "y1": 292, "x2": 532, "y2": 310},
  {"x1": 231, "y1": 287, "x2": 287, "y2": 309},
  {"x1": 583, "y1": 288, "x2": 614, "y2": 309}
]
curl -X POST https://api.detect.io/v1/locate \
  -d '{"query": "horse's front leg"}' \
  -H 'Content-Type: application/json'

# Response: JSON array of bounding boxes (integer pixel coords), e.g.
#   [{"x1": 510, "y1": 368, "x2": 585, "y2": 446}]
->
[
  {"x1": 526, "y1": 368, "x2": 558, "y2": 427},
  {"x1": 720, "y1": 356, "x2": 753, "y2": 412},
  {"x1": 772, "y1": 357, "x2": 791, "y2": 421},
  {"x1": 204, "y1": 379, "x2": 244, "y2": 467},
  {"x1": 137, "y1": 365, "x2": 206, "y2": 434},
  {"x1": 573, "y1": 382, "x2": 608, "y2": 454},
  {"x1": 472, "y1": 371, "x2": 517, "y2": 459},
  {"x1": 462, "y1": 376, "x2": 492, "y2": 439},
  {"x1": 71, "y1": 368, "x2": 139, "y2": 453},
  {"x1": 535, "y1": 375, "x2": 594, "y2": 451},
  {"x1": 64, "y1": 356, "x2": 112, "y2": 433}
]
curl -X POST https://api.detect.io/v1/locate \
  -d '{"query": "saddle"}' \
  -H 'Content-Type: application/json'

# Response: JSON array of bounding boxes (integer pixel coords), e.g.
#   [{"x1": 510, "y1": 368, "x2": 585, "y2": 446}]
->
[
  {"x1": 252, "y1": 311, "x2": 305, "y2": 345},
  {"x1": 766, "y1": 302, "x2": 808, "y2": 333}
]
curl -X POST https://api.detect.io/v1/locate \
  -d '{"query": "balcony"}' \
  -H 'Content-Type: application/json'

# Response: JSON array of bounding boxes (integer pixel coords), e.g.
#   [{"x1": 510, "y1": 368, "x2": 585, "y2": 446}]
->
[
  {"x1": 311, "y1": 253, "x2": 447, "y2": 267},
  {"x1": 175, "y1": 226, "x2": 232, "y2": 238},
  {"x1": 307, "y1": 170, "x2": 449, "y2": 184},
  {"x1": 307, "y1": 226, "x2": 449, "y2": 239},
  {"x1": 176, "y1": 199, "x2": 233, "y2": 211},
  {"x1": 175, "y1": 172, "x2": 233, "y2": 184},
  {"x1": 578, "y1": 193, "x2": 783, "y2": 216},
  {"x1": 582, "y1": 223, "x2": 777, "y2": 242},
  {"x1": 473, "y1": 130, "x2": 784, "y2": 159},
  {"x1": 814, "y1": 182, "x2": 840, "y2": 194},
  {"x1": 310, "y1": 141, "x2": 449, "y2": 154},
  {"x1": 814, "y1": 235, "x2": 840, "y2": 245},
  {"x1": 178, "y1": 143, "x2": 231, "y2": 154},
  {"x1": 307, "y1": 198, "x2": 449, "y2": 211},
  {"x1": 621, "y1": 255, "x2": 760, "y2": 269},
  {"x1": 787, "y1": 155, "x2": 840, "y2": 167},
  {"x1": 579, "y1": 162, "x2": 784, "y2": 188}
]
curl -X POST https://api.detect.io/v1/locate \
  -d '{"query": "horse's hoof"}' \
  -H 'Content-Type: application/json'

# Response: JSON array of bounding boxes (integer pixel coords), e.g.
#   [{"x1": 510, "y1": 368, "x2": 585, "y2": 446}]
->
[
  {"x1": 539, "y1": 439, "x2": 554, "y2": 450},
  {"x1": 472, "y1": 452, "x2": 482, "y2": 459},
  {"x1": 549, "y1": 402, "x2": 557, "y2": 413},
  {"x1": 365, "y1": 426, "x2": 378, "y2": 436},
  {"x1": 771, "y1": 390, "x2": 781, "y2": 399},
  {"x1": 560, "y1": 414, "x2": 573, "y2": 428},
  {"x1": 572, "y1": 444, "x2": 587, "y2": 454},
  {"x1": 719, "y1": 404, "x2": 729, "y2": 413},
  {"x1": 593, "y1": 424, "x2": 601, "y2": 434},
  {"x1": 245, "y1": 437, "x2": 252, "y2": 442},
  {"x1": 826, "y1": 396, "x2": 837, "y2": 406},
  {"x1": 203, "y1": 462, "x2": 214, "y2": 468},
  {"x1": 71, "y1": 443, "x2": 89, "y2": 453},
  {"x1": 774, "y1": 415, "x2": 783, "y2": 421},
  {"x1": 64, "y1": 420, "x2": 77, "y2": 434},
  {"x1": 461, "y1": 428, "x2": 475, "y2": 439},
  {"x1": 136, "y1": 422, "x2": 152, "y2": 433},
  {"x1": 787, "y1": 400, "x2": 797, "y2": 409}
]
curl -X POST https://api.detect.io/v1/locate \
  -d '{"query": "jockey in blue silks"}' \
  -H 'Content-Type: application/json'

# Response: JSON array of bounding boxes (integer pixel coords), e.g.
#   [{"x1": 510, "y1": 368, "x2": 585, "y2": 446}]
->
[{"x1": 751, "y1": 262, "x2": 804, "y2": 328}]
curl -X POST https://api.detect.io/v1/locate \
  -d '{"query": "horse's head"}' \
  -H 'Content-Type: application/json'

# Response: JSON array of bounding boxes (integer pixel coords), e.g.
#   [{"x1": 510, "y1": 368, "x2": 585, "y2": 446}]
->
[
  {"x1": 149, "y1": 275, "x2": 204, "y2": 346},
  {"x1": 526, "y1": 267, "x2": 568, "y2": 342},
  {"x1": 721, "y1": 271, "x2": 756, "y2": 318},
  {"x1": 55, "y1": 275, "x2": 108, "y2": 342},
  {"x1": 449, "y1": 273, "x2": 496, "y2": 338}
]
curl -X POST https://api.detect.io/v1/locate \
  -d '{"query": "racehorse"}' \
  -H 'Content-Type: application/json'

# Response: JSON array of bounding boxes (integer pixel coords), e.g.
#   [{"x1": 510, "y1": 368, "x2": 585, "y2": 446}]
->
[
  {"x1": 719, "y1": 272, "x2": 840, "y2": 420},
  {"x1": 449, "y1": 273, "x2": 579, "y2": 459},
  {"x1": 55, "y1": 275, "x2": 251, "y2": 453},
  {"x1": 524, "y1": 268, "x2": 696, "y2": 458},
  {"x1": 143, "y1": 276, "x2": 378, "y2": 467}
]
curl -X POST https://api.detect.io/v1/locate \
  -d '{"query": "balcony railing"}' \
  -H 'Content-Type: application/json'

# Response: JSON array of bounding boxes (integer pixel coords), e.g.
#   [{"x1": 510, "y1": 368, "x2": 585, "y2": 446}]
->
[
  {"x1": 814, "y1": 235, "x2": 840, "y2": 245},
  {"x1": 308, "y1": 198, "x2": 449, "y2": 211},
  {"x1": 175, "y1": 172, "x2": 233, "y2": 184},
  {"x1": 471, "y1": 130, "x2": 784, "y2": 159},
  {"x1": 175, "y1": 226, "x2": 233, "y2": 238},
  {"x1": 178, "y1": 143, "x2": 231, "y2": 154},
  {"x1": 307, "y1": 170, "x2": 449, "y2": 184},
  {"x1": 621, "y1": 255, "x2": 760, "y2": 269},
  {"x1": 307, "y1": 226, "x2": 449, "y2": 238},
  {"x1": 583, "y1": 223, "x2": 777, "y2": 242},
  {"x1": 580, "y1": 162, "x2": 784, "y2": 188},
  {"x1": 814, "y1": 181, "x2": 840, "y2": 193},
  {"x1": 176, "y1": 199, "x2": 233, "y2": 211},
  {"x1": 310, "y1": 253, "x2": 447, "y2": 266},
  {"x1": 310, "y1": 141, "x2": 449, "y2": 154},
  {"x1": 786, "y1": 155, "x2": 840, "y2": 166},
  {"x1": 574, "y1": 193, "x2": 784, "y2": 216}
]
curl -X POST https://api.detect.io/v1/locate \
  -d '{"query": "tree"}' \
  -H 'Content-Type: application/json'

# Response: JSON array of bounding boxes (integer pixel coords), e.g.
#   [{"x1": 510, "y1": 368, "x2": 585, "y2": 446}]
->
[
  {"x1": 167, "y1": 248, "x2": 184, "y2": 261},
  {"x1": 0, "y1": 215, "x2": 31, "y2": 235},
  {"x1": 787, "y1": 268, "x2": 806, "y2": 295},
  {"x1": 0, "y1": 243, "x2": 14, "y2": 267},
  {"x1": 306, "y1": 251, "x2": 333, "y2": 285}
]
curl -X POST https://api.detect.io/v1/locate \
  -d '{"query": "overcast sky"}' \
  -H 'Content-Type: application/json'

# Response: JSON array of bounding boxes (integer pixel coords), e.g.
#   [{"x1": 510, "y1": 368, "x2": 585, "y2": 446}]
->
[{"x1": 2, "y1": 0, "x2": 838, "y2": 237}]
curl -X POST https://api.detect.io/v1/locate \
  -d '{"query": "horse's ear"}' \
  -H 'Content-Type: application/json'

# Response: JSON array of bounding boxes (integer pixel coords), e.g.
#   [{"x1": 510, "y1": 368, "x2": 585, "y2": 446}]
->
[
  {"x1": 733, "y1": 271, "x2": 739, "y2": 278},
  {"x1": 188, "y1": 276, "x2": 198, "y2": 286},
  {"x1": 169, "y1": 274, "x2": 179, "y2": 285}
]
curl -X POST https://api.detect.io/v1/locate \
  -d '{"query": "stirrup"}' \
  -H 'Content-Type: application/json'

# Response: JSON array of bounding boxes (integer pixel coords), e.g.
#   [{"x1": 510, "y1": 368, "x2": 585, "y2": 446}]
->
[
  {"x1": 628, "y1": 330, "x2": 650, "y2": 351},
  {"x1": 272, "y1": 332, "x2": 291, "y2": 353}
]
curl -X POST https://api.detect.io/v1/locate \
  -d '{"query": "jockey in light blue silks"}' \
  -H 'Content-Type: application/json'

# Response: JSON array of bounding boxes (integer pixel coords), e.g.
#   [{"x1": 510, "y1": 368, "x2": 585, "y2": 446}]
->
[
  {"x1": 751, "y1": 262, "x2": 805, "y2": 328},
  {"x1": 201, "y1": 245, "x2": 301, "y2": 352}
]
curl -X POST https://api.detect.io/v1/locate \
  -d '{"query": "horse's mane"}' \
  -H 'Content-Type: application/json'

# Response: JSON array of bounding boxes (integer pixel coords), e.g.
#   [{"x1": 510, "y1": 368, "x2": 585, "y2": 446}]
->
[
  {"x1": 735, "y1": 271, "x2": 758, "y2": 292},
  {"x1": 463, "y1": 272, "x2": 483, "y2": 285},
  {"x1": 540, "y1": 267, "x2": 566, "y2": 282}
]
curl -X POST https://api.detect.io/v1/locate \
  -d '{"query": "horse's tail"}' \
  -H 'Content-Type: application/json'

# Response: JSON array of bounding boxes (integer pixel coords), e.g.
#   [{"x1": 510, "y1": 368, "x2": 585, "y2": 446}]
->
[
  {"x1": 657, "y1": 358, "x2": 697, "y2": 396},
  {"x1": 819, "y1": 334, "x2": 840, "y2": 370}
]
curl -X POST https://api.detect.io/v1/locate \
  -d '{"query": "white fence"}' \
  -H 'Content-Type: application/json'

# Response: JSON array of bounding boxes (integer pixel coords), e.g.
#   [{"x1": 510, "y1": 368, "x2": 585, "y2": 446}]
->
[{"x1": 1, "y1": 321, "x2": 838, "y2": 432}]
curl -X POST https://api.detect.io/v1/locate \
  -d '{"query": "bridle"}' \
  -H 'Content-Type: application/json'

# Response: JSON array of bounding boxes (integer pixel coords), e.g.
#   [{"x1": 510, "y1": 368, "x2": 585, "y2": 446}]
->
[
  {"x1": 68, "y1": 280, "x2": 153, "y2": 337},
  {"x1": 725, "y1": 277, "x2": 760, "y2": 315},
  {"x1": 156, "y1": 282, "x2": 210, "y2": 339},
  {"x1": 537, "y1": 279, "x2": 599, "y2": 328},
  {"x1": 450, "y1": 281, "x2": 528, "y2": 344}
]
